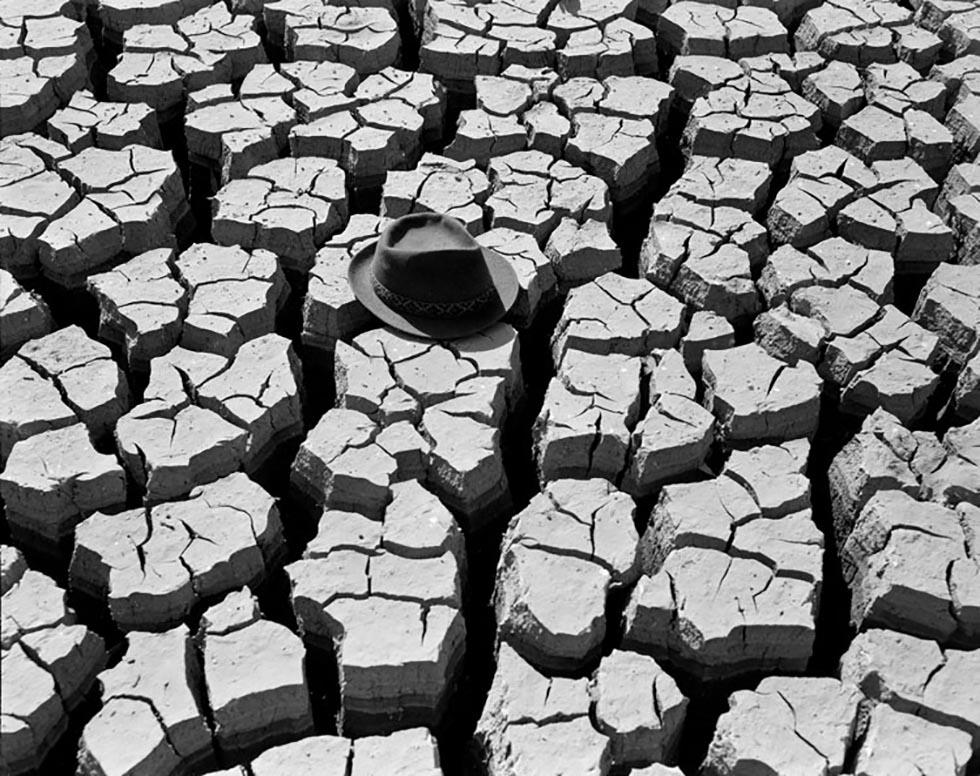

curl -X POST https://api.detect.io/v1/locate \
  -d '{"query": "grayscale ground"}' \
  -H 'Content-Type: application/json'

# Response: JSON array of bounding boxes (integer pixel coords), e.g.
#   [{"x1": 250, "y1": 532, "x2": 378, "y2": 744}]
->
[{"x1": 1, "y1": 0, "x2": 978, "y2": 774}]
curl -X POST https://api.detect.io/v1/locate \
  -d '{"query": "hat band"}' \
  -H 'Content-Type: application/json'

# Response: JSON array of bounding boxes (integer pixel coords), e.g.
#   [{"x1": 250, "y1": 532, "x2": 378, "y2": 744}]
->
[{"x1": 371, "y1": 275, "x2": 496, "y2": 319}]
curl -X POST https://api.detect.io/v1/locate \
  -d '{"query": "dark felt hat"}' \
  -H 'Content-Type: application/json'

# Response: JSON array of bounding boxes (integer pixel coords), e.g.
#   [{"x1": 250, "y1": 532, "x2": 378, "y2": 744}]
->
[{"x1": 348, "y1": 212, "x2": 519, "y2": 339}]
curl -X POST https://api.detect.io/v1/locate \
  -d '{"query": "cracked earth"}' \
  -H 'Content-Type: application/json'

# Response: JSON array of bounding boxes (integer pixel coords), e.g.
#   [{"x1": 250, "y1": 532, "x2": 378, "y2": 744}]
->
[{"x1": 1, "y1": 0, "x2": 979, "y2": 774}]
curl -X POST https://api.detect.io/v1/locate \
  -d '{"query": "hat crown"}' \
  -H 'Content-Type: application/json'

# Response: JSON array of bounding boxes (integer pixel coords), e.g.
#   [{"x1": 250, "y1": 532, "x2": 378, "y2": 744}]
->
[{"x1": 371, "y1": 213, "x2": 493, "y2": 306}]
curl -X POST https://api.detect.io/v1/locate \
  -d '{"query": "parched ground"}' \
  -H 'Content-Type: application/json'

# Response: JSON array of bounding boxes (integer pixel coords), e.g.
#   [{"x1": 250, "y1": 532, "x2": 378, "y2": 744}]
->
[{"x1": 1, "y1": 0, "x2": 979, "y2": 774}]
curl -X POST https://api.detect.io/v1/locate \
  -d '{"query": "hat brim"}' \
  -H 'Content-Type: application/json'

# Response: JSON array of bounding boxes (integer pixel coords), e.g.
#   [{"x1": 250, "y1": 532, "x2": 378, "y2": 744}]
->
[{"x1": 348, "y1": 239, "x2": 521, "y2": 340}]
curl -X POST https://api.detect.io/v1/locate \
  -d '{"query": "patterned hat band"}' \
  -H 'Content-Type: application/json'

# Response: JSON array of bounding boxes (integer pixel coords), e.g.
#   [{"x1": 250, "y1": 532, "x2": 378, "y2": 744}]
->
[{"x1": 371, "y1": 275, "x2": 497, "y2": 319}]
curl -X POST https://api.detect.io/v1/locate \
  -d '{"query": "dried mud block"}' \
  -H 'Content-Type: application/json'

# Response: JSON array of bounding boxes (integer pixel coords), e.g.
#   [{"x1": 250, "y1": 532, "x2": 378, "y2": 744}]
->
[
  {"x1": 623, "y1": 351, "x2": 714, "y2": 497},
  {"x1": 738, "y1": 51, "x2": 831, "y2": 92},
  {"x1": 544, "y1": 218, "x2": 622, "y2": 292},
  {"x1": 93, "y1": 0, "x2": 213, "y2": 42},
  {"x1": 916, "y1": 421, "x2": 980, "y2": 510},
  {"x1": 937, "y1": 164, "x2": 980, "y2": 264},
  {"x1": 199, "y1": 589, "x2": 314, "y2": 759},
  {"x1": 916, "y1": 0, "x2": 980, "y2": 59},
  {"x1": 642, "y1": 202, "x2": 767, "y2": 323},
  {"x1": 754, "y1": 304, "x2": 827, "y2": 365},
  {"x1": 477, "y1": 228, "x2": 556, "y2": 328},
  {"x1": 238, "y1": 729, "x2": 444, "y2": 776},
  {"x1": 0, "y1": 135, "x2": 79, "y2": 279},
  {"x1": 257, "y1": 60, "x2": 357, "y2": 121},
  {"x1": 382, "y1": 154, "x2": 489, "y2": 236},
  {"x1": 623, "y1": 475, "x2": 822, "y2": 679},
  {"x1": 419, "y1": 24, "x2": 503, "y2": 97},
  {"x1": 47, "y1": 91, "x2": 161, "y2": 153},
  {"x1": 827, "y1": 408, "x2": 922, "y2": 545},
  {"x1": 786, "y1": 281, "x2": 881, "y2": 341},
  {"x1": 840, "y1": 160, "x2": 954, "y2": 272},
  {"x1": 476, "y1": 642, "x2": 611, "y2": 775},
  {"x1": 2, "y1": 561, "x2": 105, "y2": 776},
  {"x1": 557, "y1": 18, "x2": 658, "y2": 80},
  {"x1": 624, "y1": 540, "x2": 820, "y2": 680},
  {"x1": 887, "y1": 24, "x2": 944, "y2": 71},
  {"x1": 494, "y1": 478, "x2": 640, "y2": 672},
  {"x1": 1, "y1": 545, "x2": 27, "y2": 595},
  {"x1": 87, "y1": 249, "x2": 186, "y2": 370},
  {"x1": 828, "y1": 306, "x2": 941, "y2": 423},
  {"x1": 418, "y1": 0, "x2": 562, "y2": 90},
  {"x1": 289, "y1": 408, "x2": 416, "y2": 519},
  {"x1": 0, "y1": 54, "x2": 91, "y2": 137},
  {"x1": 837, "y1": 106, "x2": 952, "y2": 179},
  {"x1": 840, "y1": 629, "x2": 980, "y2": 746},
  {"x1": 282, "y1": 6, "x2": 400, "y2": 75},
  {"x1": 795, "y1": 0, "x2": 913, "y2": 67},
  {"x1": 115, "y1": 376, "x2": 249, "y2": 504},
  {"x1": 702, "y1": 677, "x2": 862, "y2": 776},
  {"x1": 290, "y1": 100, "x2": 425, "y2": 191},
  {"x1": 302, "y1": 214, "x2": 384, "y2": 351},
  {"x1": 0, "y1": 2, "x2": 90, "y2": 61},
  {"x1": 953, "y1": 352, "x2": 980, "y2": 421},
  {"x1": 185, "y1": 93, "x2": 297, "y2": 185},
  {"x1": 658, "y1": 156, "x2": 772, "y2": 217},
  {"x1": 533, "y1": 350, "x2": 642, "y2": 483},
  {"x1": 443, "y1": 109, "x2": 527, "y2": 168},
  {"x1": 192, "y1": 333, "x2": 303, "y2": 471},
  {"x1": 1, "y1": 645, "x2": 66, "y2": 775},
  {"x1": 722, "y1": 438, "x2": 812, "y2": 518},
  {"x1": 681, "y1": 310, "x2": 735, "y2": 376},
  {"x1": 71, "y1": 473, "x2": 284, "y2": 631},
  {"x1": 0, "y1": 269, "x2": 52, "y2": 359},
  {"x1": 929, "y1": 54, "x2": 980, "y2": 107},
  {"x1": 244, "y1": 735, "x2": 350, "y2": 775},
  {"x1": 759, "y1": 236, "x2": 895, "y2": 310},
  {"x1": 173, "y1": 243, "x2": 288, "y2": 358},
  {"x1": 631, "y1": 767, "x2": 685, "y2": 776},
  {"x1": 565, "y1": 112, "x2": 657, "y2": 202},
  {"x1": 498, "y1": 63, "x2": 563, "y2": 103},
  {"x1": 544, "y1": 0, "x2": 637, "y2": 44},
  {"x1": 851, "y1": 705, "x2": 972, "y2": 776},
  {"x1": 767, "y1": 146, "x2": 877, "y2": 248},
  {"x1": 2, "y1": 561, "x2": 69, "y2": 650},
  {"x1": 350, "y1": 728, "x2": 444, "y2": 776},
  {"x1": 589, "y1": 650, "x2": 687, "y2": 769},
  {"x1": 525, "y1": 101, "x2": 571, "y2": 157},
  {"x1": 0, "y1": 424, "x2": 126, "y2": 553},
  {"x1": 355, "y1": 68, "x2": 446, "y2": 145},
  {"x1": 800, "y1": 60, "x2": 865, "y2": 128},
  {"x1": 38, "y1": 144, "x2": 189, "y2": 288},
  {"x1": 841, "y1": 490, "x2": 977, "y2": 644},
  {"x1": 702, "y1": 343, "x2": 822, "y2": 444},
  {"x1": 551, "y1": 272, "x2": 684, "y2": 362},
  {"x1": 327, "y1": 323, "x2": 521, "y2": 524},
  {"x1": 935, "y1": 162, "x2": 980, "y2": 221},
  {"x1": 668, "y1": 55, "x2": 744, "y2": 110},
  {"x1": 659, "y1": 4, "x2": 788, "y2": 60},
  {"x1": 485, "y1": 151, "x2": 611, "y2": 245},
  {"x1": 77, "y1": 626, "x2": 213, "y2": 776},
  {"x1": 1, "y1": 324, "x2": 130, "y2": 458},
  {"x1": 289, "y1": 480, "x2": 465, "y2": 734},
  {"x1": 212, "y1": 157, "x2": 348, "y2": 273},
  {"x1": 107, "y1": 4, "x2": 266, "y2": 120},
  {"x1": 913, "y1": 263, "x2": 980, "y2": 366},
  {"x1": 0, "y1": 357, "x2": 76, "y2": 466},
  {"x1": 552, "y1": 75, "x2": 673, "y2": 130},
  {"x1": 640, "y1": 156, "x2": 772, "y2": 321},
  {"x1": 864, "y1": 61, "x2": 946, "y2": 118},
  {"x1": 683, "y1": 71, "x2": 822, "y2": 165}
]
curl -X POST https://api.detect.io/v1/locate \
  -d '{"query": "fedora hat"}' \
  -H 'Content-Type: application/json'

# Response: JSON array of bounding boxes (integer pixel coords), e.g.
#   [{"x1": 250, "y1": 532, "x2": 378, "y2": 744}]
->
[{"x1": 348, "y1": 212, "x2": 519, "y2": 339}]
